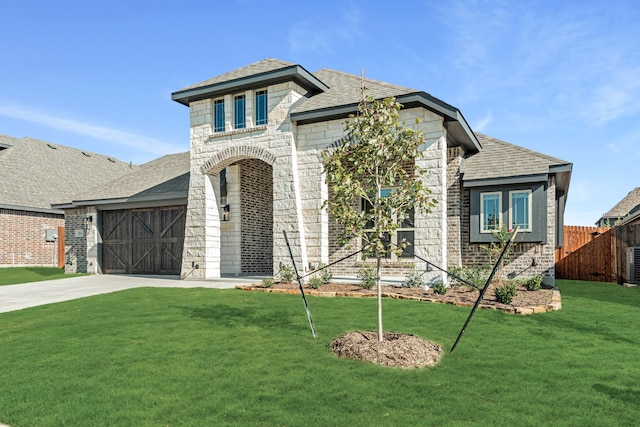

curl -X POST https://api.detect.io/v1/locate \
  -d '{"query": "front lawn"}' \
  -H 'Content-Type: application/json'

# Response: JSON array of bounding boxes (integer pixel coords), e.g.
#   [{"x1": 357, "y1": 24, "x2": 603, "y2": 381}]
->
[
  {"x1": 0, "y1": 267, "x2": 86, "y2": 286},
  {"x1": 0, "y1": 280, "x2": 638, "y2": 426}
]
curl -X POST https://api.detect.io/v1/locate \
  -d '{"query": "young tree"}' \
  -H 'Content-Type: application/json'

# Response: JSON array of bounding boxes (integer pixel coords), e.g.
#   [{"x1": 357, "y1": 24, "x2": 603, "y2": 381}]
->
[{"x1": 322, "y1": 94, "x2": 437, "y2": 342}]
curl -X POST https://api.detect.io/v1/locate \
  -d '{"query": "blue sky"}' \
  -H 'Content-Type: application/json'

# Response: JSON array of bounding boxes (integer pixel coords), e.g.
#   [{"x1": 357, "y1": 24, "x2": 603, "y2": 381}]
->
[{"x1": 1, "y1": 0, "x2": 638, "y2": 226}]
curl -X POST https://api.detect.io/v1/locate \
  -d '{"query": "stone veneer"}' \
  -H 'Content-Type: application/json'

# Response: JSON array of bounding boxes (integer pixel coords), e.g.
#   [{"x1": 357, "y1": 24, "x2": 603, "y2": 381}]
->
[
  {"x1": 63, "y1": 207, "x2": 99, "y2": 274},
  {"x1": 180, "y1": 77, "x2": 452, "y2": 281}
]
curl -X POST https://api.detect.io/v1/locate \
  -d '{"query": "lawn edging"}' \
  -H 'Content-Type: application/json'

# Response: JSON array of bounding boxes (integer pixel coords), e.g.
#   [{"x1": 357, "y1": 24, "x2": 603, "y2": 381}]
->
[{"x1": 236, "y1": 285, "x2": 562, "y2": 315}]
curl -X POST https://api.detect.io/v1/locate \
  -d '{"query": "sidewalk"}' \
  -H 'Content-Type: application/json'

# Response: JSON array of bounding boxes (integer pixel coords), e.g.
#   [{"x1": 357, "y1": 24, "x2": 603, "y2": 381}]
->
[{"x1": 0, "y1": 274, "x2": 264, "y2": 314}]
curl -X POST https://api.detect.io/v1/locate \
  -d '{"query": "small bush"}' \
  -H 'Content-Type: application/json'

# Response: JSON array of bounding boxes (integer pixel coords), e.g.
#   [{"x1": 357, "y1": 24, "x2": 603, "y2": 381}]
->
[
  {"x1": 402, "y1": 271, "x2": 425, "y2": 288},
  {"x1": 433, "y1": 282, "x2": 447, "y2": 295},
  {"x1": 357, "y1": 265, "x2": 376, "y2": 289},
  {"x1": 494, "y1": 281, "x2": 518, "y2": 304},
  {"x1": 278, "y1": 265, "x2": 295, "y2": 283},
  {"x1": 316, "y1": 262, "x2": 333, "y2": 284},
  {"x1": 524, "y1": 275, "x2": 544, "y2": 291},
  {"x1": 261, "y1": 277, "x2": 274, "y2": 288},
  {"x1": 448, "y1": 264, "x2": 489, "y2": 290},
  {"x1": 308, "y1": 277, "x2": 324, "y2": 289}
]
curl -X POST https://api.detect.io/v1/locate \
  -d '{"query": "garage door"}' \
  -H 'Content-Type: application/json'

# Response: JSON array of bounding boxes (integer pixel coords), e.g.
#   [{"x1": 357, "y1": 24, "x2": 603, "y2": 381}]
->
[{"x1": 101, "y1": 206, "x2": 186, "y2": 274}]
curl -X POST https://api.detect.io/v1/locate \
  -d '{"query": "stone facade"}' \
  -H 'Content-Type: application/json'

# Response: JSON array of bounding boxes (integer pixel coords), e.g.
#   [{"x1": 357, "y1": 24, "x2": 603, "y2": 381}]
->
[
  {"x1": 173, "y1": 60, "x2": 569, "y2": 284},
  {"x1": 0, "y1": 208, "x2": 63, "y2": 267}
]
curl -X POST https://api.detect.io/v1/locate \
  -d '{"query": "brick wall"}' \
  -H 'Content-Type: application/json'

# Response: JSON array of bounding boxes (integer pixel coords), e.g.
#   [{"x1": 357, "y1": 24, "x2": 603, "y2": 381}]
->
[
  {"x1": 459, "y1": 177, "x2": 557, "y2": 285},
  {"x1": 0, "y1": 209, "x2": 63, "y2": 266},
  {"x1": 240, "y1": 159, "x2": 273, "y2": 273},
  {"x1": 446, "y1": 147, "x2": 463, "y2": 267},
  {"x1": 63, "y1": 208, "x2": 89, "y2": 273}
]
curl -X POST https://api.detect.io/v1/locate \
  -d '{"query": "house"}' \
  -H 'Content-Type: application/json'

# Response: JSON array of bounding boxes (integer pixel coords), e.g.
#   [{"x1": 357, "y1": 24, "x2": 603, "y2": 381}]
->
[
  {"x1": 53, "y1": 152, "x2": 190, "y2": 274},
  {"x1": 596, "y1": 187, "x2": 640, "y2": 227},
  {"x1": 169, "y1": 58, "x2": 571, "y2": 285},
  {"x1": 0, "y1": 134, "x2": 134, "y2": 268},
  {"x1": 60, "y1": 58, "x2": 571, "y2": 286}
]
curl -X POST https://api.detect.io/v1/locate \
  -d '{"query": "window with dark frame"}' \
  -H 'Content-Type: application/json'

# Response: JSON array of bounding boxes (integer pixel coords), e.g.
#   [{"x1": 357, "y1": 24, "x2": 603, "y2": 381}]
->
[
  {"x1": 214, "y1": 99, "x2": 225, "y2": 133},
  {"x1": 234, "y1": 95, "x2": 246, "y2": 129},
  {"x1": 255, "y1": 90, "x2": 268, "y2": 125}
]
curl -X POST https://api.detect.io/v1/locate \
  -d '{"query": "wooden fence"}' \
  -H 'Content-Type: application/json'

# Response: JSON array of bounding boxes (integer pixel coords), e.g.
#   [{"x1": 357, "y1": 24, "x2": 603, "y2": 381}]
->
[{"x1": 555, "y1": 226, "x2": 614, "y2": 282}]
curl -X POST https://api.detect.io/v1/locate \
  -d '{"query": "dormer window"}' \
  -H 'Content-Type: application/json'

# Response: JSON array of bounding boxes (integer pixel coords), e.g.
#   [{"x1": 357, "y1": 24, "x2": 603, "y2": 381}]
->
[
  {"x1": 234, "y1": 95, "x2": 246, "y2": 129},
  {"x1": 255, "y1": 90, "x2": 268, "y2": 125},
  {"x1": 214, "y1": 99, "x2": 225, "y2": 132}
]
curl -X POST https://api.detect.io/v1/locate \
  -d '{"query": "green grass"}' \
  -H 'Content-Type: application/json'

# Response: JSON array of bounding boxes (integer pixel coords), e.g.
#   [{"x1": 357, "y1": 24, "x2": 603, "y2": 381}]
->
[
  {"x1": 0, "y1": 280, "x2": 638, "y2": 426},
  {"x1": 0, "y1": 267, "x2": 87, "y2": 286}
]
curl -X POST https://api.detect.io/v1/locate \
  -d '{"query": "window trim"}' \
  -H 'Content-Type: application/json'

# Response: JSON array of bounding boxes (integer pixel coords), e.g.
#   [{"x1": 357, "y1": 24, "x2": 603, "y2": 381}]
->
[
  {"x1": 255, "y1": 89, "x2": 268, "y2": 126},
  {"x1": 233, "y1": 94, "x2": 246, "y2": 129},
  {"x1": 509, "y1": 189, "x2": 533, "y2": 232},
  {"x1": 480, "y1": 191, "x2": 502, "y2": 233}
]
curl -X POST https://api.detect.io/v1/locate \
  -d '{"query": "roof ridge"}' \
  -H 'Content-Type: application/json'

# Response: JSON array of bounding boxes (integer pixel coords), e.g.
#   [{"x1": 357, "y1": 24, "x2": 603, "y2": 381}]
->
[{"x1": 314, "y1": 68, "x2": 419, "y2": 93}]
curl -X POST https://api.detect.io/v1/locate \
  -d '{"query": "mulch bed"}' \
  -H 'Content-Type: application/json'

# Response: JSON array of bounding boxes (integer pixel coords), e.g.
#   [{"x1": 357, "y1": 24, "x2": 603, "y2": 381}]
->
[{"x1": 238, "y1": 281, "x2": 557, "y2": 314}]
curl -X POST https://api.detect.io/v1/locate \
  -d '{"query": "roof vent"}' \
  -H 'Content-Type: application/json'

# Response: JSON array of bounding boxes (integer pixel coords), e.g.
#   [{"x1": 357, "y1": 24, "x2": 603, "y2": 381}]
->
[
  {"x1": 107, "y1": 157, "x2": 116, "y2": 163},
  {"x1": 47, "y1": 143, "x2": 57, "y2": 149},
  {"x1": 82, "y1": 152, "x2": 91, "y2": 157}
]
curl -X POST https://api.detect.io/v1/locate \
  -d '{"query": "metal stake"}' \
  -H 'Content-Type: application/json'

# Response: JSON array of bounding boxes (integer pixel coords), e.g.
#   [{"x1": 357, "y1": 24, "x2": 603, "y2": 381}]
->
[{"x1": 283, "y1": 230, "x2": 317, "y2": 339}]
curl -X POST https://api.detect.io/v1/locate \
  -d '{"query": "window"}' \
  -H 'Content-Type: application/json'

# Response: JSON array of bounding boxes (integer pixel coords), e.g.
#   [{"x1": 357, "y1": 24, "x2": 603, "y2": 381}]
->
[
  {"x1": 510, "y1": 190, "x2": 532, "y2": 231},
  {"x1": 234, "y1": 95, "x2": 246, "y2": 129},
  {"x1": 480, "y1": 192, "x2": 502, "y2": 232},
  {"x1": 255, "y1": 90, "x2": 268, "y2": 125},
  {"x1": 361, "y1": 188, "x2": 415, "y2": 260},
  {"x1": 214, "y1": 99, "x2": 225, "y2": 133}
]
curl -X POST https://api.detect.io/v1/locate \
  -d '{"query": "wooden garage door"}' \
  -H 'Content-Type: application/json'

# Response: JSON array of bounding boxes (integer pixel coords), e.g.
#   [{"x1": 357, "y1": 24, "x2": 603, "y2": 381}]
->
[{"x1": 101, "y1": 206, "x2": 186, "y2": 274}]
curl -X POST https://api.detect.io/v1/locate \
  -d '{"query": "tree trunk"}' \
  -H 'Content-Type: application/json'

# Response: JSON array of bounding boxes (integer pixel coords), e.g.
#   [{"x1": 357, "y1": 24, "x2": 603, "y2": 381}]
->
[{"x1": 376, "y1": 255, "x2": 383, "y2": 342}]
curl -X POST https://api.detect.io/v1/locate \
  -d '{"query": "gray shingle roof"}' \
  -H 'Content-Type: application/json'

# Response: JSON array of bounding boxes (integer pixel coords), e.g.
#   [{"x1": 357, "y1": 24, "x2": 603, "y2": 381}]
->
[
  {"x1": 462, "y1": 133, "x2": 570, "y2": 182},
  {"x1": 0, "y1": 134, "x2": 135, "y2": 212},
  {"x1": 64, "y1": 151, "x2": 190, "y2": 205},
  {"x1": 602, "y1": 187, "x2": 640, "y2": 219},
  {"x1": 291, "y1": 68, "x2": 418, "y2": 114},
  {"x1": 177, "y1": 58, "x2": 297, "y2": 92}
]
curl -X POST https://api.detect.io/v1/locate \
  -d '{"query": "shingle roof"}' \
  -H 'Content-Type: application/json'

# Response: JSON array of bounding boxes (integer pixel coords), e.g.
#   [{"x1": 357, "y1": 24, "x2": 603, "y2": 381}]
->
[
  {"x1": 291, "y1": 68, "x2": 418, "y2": 114},
  {"x1": 462, "y1": 133, "x2": 570, "y2": 182},
  {"x1": 177, "y1": 58, "x2": 296, "y2": 92},
  {"x1": 602, "y1": 187, "x2": 640, "y2": 219},
  {"x1": 0, "y1": 134, "x2": 135, "y2": 212},
  {"x1": 64, "y1": 151, "x2": 190, "y2": 205}
]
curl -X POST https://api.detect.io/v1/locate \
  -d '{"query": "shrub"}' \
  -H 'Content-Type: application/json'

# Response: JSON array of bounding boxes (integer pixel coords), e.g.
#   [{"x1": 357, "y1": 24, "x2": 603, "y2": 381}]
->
[
  {"x1": 316, "y1": 262, "x2": 333, "y2": 284},
  {"x1": 494, "y1": 281, "x2": 518, "y2": 304},
  {"x1": 448, "y1": 264, "x2": 489, "y2": 290},
  {"x1": 433, "y1": 282, "x2": 447, "y2": 295},
  {"x1": 261, "y1": 277, "x2": 274, "y2": 288},
  {"x1": 524, "y1": 275, "x2": 544, "y2": 291},
  {"x1": 308, "y1": 277, "x2": 324, "y2": 289},
  {"x1": 402, "y1": 271, "x2": 425, "y2": 288},
  {"x1": 278, "y1": 265, "x2": 295, "y2": 283},
  {"x1": 357, "y1": 265, "x2": 376, "y2": 289}
]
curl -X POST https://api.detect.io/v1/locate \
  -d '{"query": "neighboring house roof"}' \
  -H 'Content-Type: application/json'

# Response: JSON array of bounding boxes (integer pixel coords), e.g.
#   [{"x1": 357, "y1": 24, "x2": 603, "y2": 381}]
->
[
  {"x1": 461, "y1": 133, "x2": 572, "y2": 196},
  {"x1": 171, "y1": 58, "x2": 480, "y2": 153},
  {"x1": 597, "y1": 187, "x2": 640, "y2": 225},
  {"x1": 54, "y1": 151, "x2": 190, "y2": 209},
  {"x1": 0, "y1": 134, "x2": 134, "y2": 214}
]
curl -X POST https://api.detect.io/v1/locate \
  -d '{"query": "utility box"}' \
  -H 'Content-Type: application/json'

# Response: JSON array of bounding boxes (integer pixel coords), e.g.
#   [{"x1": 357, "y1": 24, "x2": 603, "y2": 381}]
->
[
  {"x1": 45, "y1": 229, "x2": 58, "y2": 242},
  {"x1": 626, "y1": 247, "x2": 640, "y2": 284}
]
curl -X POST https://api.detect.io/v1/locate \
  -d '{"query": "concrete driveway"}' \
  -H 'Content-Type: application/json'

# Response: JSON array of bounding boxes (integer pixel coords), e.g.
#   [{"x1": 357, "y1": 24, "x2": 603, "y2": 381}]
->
[{"x1": 0, "y1": 274, "x2": 264, "y2": 314}]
